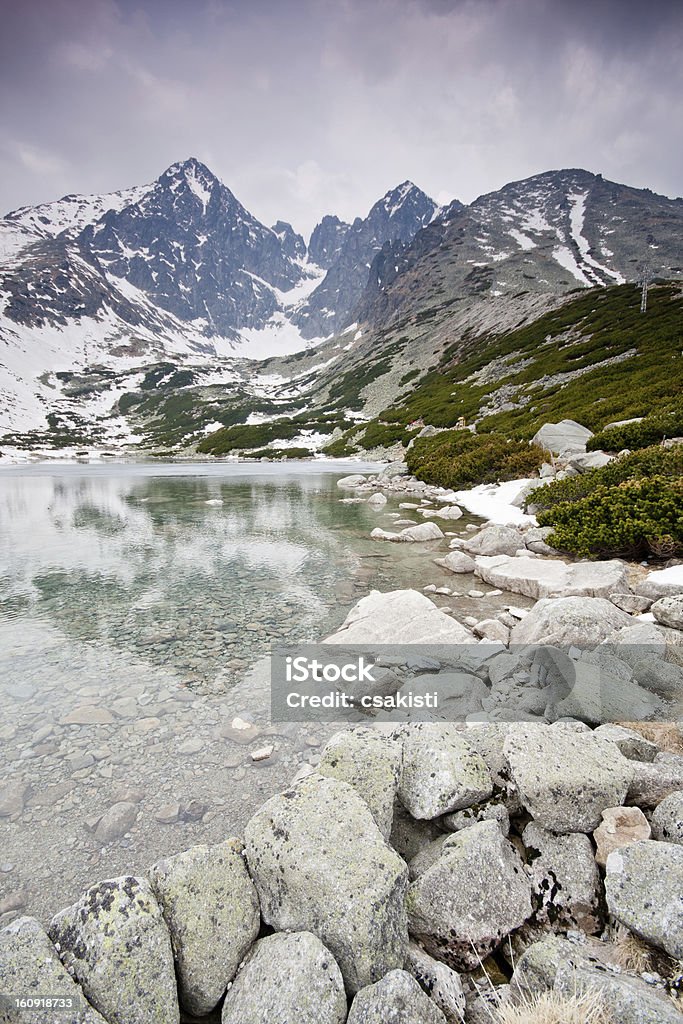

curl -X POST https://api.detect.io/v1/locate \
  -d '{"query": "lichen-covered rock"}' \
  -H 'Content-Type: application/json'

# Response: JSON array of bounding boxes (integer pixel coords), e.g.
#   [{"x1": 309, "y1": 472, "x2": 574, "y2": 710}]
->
[
  {"x1": 48, "y1": 876, "x2": 179, "y2": 1024},
  {"x1": 317, "y1": 728, "x2": 401, "y2": 838},
  {"x1": 244, "y1": 775, "x2": 408, "y2": 993},
  {"x1": 522, "y1": 822, "x2": 601, "y2": 933},
  {"x1": 605, "y1": 841, "x2": 683, "y2": 958},
  {"x1": 0, "y1": 916, "x2": 108, "y2": 1024},
  {"x1": 555, "y1": 960, "x2": 682, "y2": 1024},
  {"x1": 403, "y1": 941, "x2": 465, "y2": 1023},
  {"x1": 547, "y1": 654, "x2": 661, "y2": 724},
  {"x1": 504, "y1": 724, "x2": 632, "y2": 832},
  {"x1": 593, "y1": 806, "x2": 651, "y2": 867},
  {"x1": 221, "y1": 931, "x2": 346, "y2": 1024},
  {"x1": 651, "y1": 791, "x2": 683, "y2": 845},
  {"x1": 593, "y1": 724, "x2": 658, "y2": 762},
  {"x1": 652, "y1": 594, "x2": 683, "y2": 630},
  {"x1": 398, "y1": 723, "x2": 492, "y2": 820},
  {"x1": 626, "y1": 752, "x2": 683, "y2": 807},
  {"x1": 406, "y1": 820, "x2": 532, "y2": 970},
  {"x1": 148, "y1": 839, "x2": 260, "y2": 1016},
  {"x1": 510, "y1": 596, "x2": 631, "y2": 647},
  {"x1": 442, "y1": 800, "x2": 510, "y2": 837},
  {"x1": 632, "y1": 657, "x2": 683, "y2": 699},
  {"x1": 347, "y1": 969, "x2": 447, "y2": 1024},
  {"x1": 509, "y1": 934, "x2": 581, "y2": 999}
]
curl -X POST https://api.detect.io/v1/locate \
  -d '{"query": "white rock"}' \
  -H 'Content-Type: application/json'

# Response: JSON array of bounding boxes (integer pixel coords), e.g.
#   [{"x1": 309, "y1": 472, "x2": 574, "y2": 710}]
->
[
  {"x1": 324, "y1": 590, "x2": 473, "y2": 644},
  {"x1": 531, "y1": 419, "x2": 593, "y2": 456},
  {"x1": 474, "y1": 555, "x2": 629, "y2": 600}
]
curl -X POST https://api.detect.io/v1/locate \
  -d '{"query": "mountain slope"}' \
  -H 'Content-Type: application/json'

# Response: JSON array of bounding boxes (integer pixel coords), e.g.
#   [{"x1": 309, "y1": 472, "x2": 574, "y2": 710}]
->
[{"x1": 293, "y1": 182, "x2": 442, "y2": 338}]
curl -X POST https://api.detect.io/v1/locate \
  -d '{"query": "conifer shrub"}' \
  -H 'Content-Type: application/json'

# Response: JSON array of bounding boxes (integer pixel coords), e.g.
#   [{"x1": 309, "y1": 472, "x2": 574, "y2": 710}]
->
[
  {"x1": 406, "y1": 430, "x2": 545, "y2": 489},
  {"x1": 587, "y1": 408, "x2": 683, "y2": 452},
  {"x1": 536, "y1": 476, "x2": 683, "y2": 559}
]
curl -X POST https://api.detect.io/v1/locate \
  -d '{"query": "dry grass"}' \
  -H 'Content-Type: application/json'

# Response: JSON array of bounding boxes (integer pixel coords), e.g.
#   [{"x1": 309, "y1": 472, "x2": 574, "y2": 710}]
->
[
  {"x1": 620, "y1": 721, "x2": 683, "y2": 754},
  {"x1": 495, "y1": 990, "x2": 613, "y2": 1024},
  {"x1": 609, "y1": 924, "x2": 654, "y2": 973}
]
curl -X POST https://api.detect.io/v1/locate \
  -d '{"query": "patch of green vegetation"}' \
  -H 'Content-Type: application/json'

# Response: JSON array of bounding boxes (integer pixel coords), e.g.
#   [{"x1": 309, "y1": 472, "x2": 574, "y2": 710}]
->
[
  {"x1": 405, "y1": 429, "x2": 546, "y2": 489},
  {"x1": 249, "y1": 447, "x2": 312, "y2": 460},
  {"x1": 531, "y1": 445, "x2": 683, "y2": 558},
  {"x1": 527, "y1": 445, "x2": 683, "y2": 513},
  {"x1": 587, "y1": 408, "x2": 683, "y2": 452},
  {"x1": 356, "y1": 422, "x2": 420, "y2": 450},
  {"x1": 327, "y1": 358, "x2": 393, "y2": 410},
  {"x1": 367, "y1": 283, "x2": 683, "y2": 439},
  {"x1": 322, "y1": 435, "x2": 361, "y2": 458}
]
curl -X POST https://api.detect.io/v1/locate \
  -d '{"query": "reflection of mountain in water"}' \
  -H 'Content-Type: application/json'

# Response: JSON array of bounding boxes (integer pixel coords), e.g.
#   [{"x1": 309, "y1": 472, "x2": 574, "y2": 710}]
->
[{"x1": 0, "y1": 468, "x2": 376, "y2": 692}]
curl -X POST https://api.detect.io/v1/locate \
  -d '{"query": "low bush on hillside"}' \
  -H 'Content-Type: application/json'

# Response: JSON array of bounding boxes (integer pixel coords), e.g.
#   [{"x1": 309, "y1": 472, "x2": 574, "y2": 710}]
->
[
  {"x1": 587, "y1": 407, "x2": 683, "y2": 452},
  {"x1": 406, "y1": 429, "x2": 545, "y2": 489},
  {"x1": 531, "y1": 444, "x2": 683, "y2": 558},
  {"x1": 537, "y1": 476, "x2": 683, "y2": 559},
  {"x1": 528, "y1": 445, "x2": 683, "y2": 513}
]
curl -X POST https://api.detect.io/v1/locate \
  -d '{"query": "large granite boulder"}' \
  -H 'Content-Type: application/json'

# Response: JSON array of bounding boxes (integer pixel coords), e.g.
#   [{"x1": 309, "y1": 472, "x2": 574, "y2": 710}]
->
[
  {"x1": 555, "y1": 960, "x2": 683, "y2": 1024},
  {"x1": 531, "y1": 419, "x2": 593, "y2": 456},
  {"x1": 652, "y1": 594, "x2": 683, "y2": 630},
  {"x1": 221, "y1": 931, "x2": 347, "y2": 1024},
  {"x1": 605, "y1": 840, "x2": 683, "y2": 958},
  {"x1": 462, "y1": 525, "x2": 526, "y2": 557},
  {"x1": 510, "y1": 596, "x2": 631, "y2": 647},
  {"x1": 406, "y1": 820, "x2": 532, "y2": 970},
  {"x1": 504, "y1": 724, "x2": 632, "y2": 832},
  {"x1": 522, "y1": 822, "x2": 601, "y2": 933},
  {"x1": 398, "y1": 723, "x2": 492, "y2": 819},
  {"x1": 244, "y1": 775, "x2": 408, "y2": 993},
  {"x1": 371, "y1": 522, "x2": 445, "y2": 542},
  {"x1": 317, "y1": 728, "x2": 402, "y2": 838},
  {"x1": 148, "y1": 839, "x2": 260, "y2": 1016},
  {"x1": 474, "y1": 555, "x2": 629, "y2": 600},
  {"x1": 0, "y1": 916, "x2": 108, "y2": 1024},
  {"x1": 347, "y1": 969, "x2": 447, "y2": 1024},
  {"x1": 48, "y1": 876, "x2": 179, "y2": 1024},
  {"x1": 324, "y1": 589, "x2": 473, "y2": 644}
]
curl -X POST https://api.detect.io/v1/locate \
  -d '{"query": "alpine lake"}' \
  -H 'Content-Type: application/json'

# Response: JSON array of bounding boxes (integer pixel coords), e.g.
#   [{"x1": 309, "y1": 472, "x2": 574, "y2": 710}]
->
[{"x1": 0, "y1": 459, "x2": 508, "y2": 923}]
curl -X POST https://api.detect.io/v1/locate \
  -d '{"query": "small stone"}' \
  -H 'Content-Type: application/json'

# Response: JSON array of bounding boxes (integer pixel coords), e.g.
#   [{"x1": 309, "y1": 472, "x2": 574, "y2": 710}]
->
[
  {"x1": 593, "y1": 806, "x2": 651, "y2": 867},
  {"x1": 609, "y1": 592, "x2": 652, "y2": 614},
  {"x1": 651, "y1": 594, "x2": 683, "y2": 630},
  {"x1": 0, "y1": 780, "x2": 30, "y2": 818},
  {"x1": 251, "y1": 744, "x2": 274, "y2": 762},
  {"x1": 155, "y1": 802, "x2": 181, "y2": 824},
  {"x1": 178, "y1": 737, "x2": 203, "y2": 754},
  {"x1": 60, "y1": 705, "x2": 114, "y2": 725},
  {"x1": 94, "y1": 801, "x2": 138, "y2": 844}
]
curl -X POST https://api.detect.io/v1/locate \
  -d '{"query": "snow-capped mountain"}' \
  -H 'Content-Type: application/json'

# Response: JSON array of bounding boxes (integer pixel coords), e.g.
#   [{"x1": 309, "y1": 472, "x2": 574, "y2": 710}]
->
[
  {"x1": 356, "y1": 169, "x2": 683, "y2": 326},
  {"x1": 0, "y1": 159, "x2": 438, "y2": 435},
  {"x1": 293, "y1": 182, "x2": 440, "y2": 338}
]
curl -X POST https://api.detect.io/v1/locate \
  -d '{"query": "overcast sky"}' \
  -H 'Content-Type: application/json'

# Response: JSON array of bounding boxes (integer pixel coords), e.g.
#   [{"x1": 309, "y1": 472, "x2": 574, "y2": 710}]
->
[{"x1": 1, "y1": 0, "x2": 681, "y2": 237}]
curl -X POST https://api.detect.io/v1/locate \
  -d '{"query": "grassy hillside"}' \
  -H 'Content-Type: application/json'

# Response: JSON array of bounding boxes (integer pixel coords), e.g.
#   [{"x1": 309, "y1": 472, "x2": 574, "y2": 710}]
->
[{"x1": 329, "y1": 282, "x2": 682, "y2": 454}]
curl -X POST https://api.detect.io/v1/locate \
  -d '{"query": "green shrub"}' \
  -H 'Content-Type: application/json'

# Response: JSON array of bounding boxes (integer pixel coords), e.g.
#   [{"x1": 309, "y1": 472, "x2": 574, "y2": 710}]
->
[
  {"x1": 197, "y1": 420, "x2": 299, "y2": 455},
  {"x1": 322, "y1": 437, "x2": 360, "y2": 457},
  {"x1": 528, "y1": 445, "x2": 683, "y2": 513},
  {"x1": 406, "y1": 429, "x2": 545, "y2": 489},
  {"x1": 249, "y1": 447, "x2": 312, "y2": 460},
  {"x1": 587, "y1": 408, "x2": 683, "y2": 452},
  {"x1": 538, "y1": 477, "x2": 683, "y2": 558}
]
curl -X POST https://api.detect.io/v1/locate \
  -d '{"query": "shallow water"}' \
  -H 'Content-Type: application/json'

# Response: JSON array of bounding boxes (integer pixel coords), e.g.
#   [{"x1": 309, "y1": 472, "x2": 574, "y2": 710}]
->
[{"x1": 1, "y1": 460, "x2": 498, "y2": 922}]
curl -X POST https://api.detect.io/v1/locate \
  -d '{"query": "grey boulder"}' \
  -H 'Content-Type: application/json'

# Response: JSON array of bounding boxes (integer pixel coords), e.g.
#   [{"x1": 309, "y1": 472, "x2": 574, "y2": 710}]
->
[
  {"x1": 436, "y1": 550, "x2": 476, "y2": 574},
  {"x1": 555, "y1": 959, "x2": 682, "y2": 1024},
  {"x1": 406, "y1": 820, "x2": 532, "y2": 970},
  {"x1": 531, "y1": 419, "x2": 593, "y2": 456},
  {"x1": 48, "y1": 876, "x2": 179, "y2": 1024},
  {"x1": 244, "y1": 775, "x2": 408, "y2": 993},
  {"x1": 347, "y1": 969, "x2": 447, "y2": 1024},
  {"x1": 317, "y1": 727, "x2": 402, "y2": 838},
  {"x1": 398, "y1": 723, "x2": 492, "y2": 819},
  {"x1": 651, "y1": 791, "x2": 683, "y2": 844},
  {"x1": 463, "y1": 525, "x2": 526, "y2": 557},
  {"x1": 404, "y1": 941, "x2": 465, "y2": 1023},
  {"x1": 474, "y1": 555, "x2": 629, "y2": 601},
  {"x1": 148, "y1": 838, "x2": 260, "y2": 1016},
  {"x1": 605, "y1": 840, "x2": 683, "y2": 958},
  {"x1": 221, "y1": 931, "x2": 346, "y2": 1024},
  {"x1": 510, "y1": 596, "x2": 631, "y2": 647},
  {"x1": 504, "y1": 724, "x2": 632, "y2": 832},
  {"x1": 522, "y1": 822, "x2": 601, "y2": 933},
  {"x1": 0, "y1": 916, "x2": 107, "y2": 1024},
  {"x1": 652, "y1": 594, "x2": 683, "y2": 630}
]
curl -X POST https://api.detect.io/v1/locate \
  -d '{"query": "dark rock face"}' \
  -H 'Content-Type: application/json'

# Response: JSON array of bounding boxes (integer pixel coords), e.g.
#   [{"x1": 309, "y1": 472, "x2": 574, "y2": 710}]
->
[
  {"x1": 80, "y1": 159, "x2": 307, "y2": 334},
  {"x1": 293, "y1": 182, "x2": 439, "y2": 338},
  {"x1": 271, "y1": 220, "x2": 307, "y2": 261},
  {"x1": 308, "y1": 215, "x2": 352, "y2": 269}
]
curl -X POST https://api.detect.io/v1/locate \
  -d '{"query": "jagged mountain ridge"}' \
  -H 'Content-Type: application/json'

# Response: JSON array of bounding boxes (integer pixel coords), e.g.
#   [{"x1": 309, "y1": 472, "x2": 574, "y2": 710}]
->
[
  {"x1": 355, "y1": 169, "x2": 683, "y2": 328},
  {"x1": 292, "y1": 181, "x2": 442, "y2": 338}
]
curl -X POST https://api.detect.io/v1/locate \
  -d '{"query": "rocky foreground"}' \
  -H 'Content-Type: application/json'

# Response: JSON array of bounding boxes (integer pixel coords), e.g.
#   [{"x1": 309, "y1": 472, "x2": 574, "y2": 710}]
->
[{"x1": 2, "y1": 454, "x2": 683, "y2": 1024}]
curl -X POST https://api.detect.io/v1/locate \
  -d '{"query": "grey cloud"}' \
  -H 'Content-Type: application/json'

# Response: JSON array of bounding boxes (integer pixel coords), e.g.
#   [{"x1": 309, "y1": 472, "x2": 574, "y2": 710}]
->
[{"x1": 0, "y1": 0, "x2": 681, "y2": 237}]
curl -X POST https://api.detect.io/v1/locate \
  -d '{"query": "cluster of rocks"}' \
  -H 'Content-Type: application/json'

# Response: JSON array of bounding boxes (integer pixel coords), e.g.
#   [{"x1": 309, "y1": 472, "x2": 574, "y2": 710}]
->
[{"x1": 3, "y1": 718, "x2": 682, "y2": 1024}]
